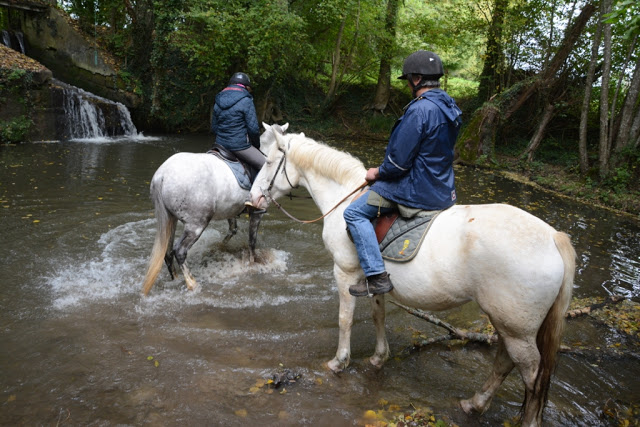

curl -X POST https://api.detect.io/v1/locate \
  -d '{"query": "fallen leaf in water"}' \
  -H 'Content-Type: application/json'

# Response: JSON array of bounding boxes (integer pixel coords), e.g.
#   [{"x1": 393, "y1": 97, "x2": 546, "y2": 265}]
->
[
  {"x1": 147, "y1": 356, "x2": 154, "y2": 360},
  {"x1": 154, "y1": 360, "x2": 159, "y2": 367},
  {"x1": 7, "y1": 395, "x2": 16, "y2": 402},
  {"x1": 277, "y1": 411, "x2": 289, "y2": 420},
  {"x1": 234, "y1": 409, "x2": 248, "y2": 418}
]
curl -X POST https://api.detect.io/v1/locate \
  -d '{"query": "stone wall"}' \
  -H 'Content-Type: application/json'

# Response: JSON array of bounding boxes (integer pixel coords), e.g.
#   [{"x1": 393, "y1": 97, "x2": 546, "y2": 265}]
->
[{"x1": 16, "y1": 5, "x2": 140, "y2": 109}]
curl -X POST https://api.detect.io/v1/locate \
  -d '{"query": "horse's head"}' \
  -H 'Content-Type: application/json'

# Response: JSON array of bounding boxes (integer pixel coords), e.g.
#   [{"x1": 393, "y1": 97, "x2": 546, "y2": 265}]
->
[
  {"x1": 260, "y1": 122, "x2": 289, "y2": 154},
  {"x1": 250, "y1": 126, "x2": 302, "y2": 210}
]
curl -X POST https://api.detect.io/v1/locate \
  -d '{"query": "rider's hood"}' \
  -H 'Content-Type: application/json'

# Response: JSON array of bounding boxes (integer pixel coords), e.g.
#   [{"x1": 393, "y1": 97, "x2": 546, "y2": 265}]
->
[
  {"x1": 423, "y1": 89, "x2": 462, "y2": 125},
  {"x1": 215, "y1": 85, "x2": 252, "y2": 110}
]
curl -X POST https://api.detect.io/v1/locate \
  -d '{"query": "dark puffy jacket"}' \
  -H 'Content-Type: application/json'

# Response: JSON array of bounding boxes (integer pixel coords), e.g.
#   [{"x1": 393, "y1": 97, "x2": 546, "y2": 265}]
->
[
  {"x1": 371, "y1": 89, "x2": 462, "y2": 211},
  {"x1": 211, "y1": 85, "x2": 260, "y2": 151}
]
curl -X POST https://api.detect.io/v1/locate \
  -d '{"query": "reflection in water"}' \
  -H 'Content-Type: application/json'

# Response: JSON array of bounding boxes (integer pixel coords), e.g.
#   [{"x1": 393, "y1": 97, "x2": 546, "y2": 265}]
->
[{"x1": 0, "y1": 136, "x2": 638, "y2": 425}]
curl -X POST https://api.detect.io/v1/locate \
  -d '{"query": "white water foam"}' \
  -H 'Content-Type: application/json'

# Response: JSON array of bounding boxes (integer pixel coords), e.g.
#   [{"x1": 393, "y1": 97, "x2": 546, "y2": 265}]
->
[{"x1": 45, "y1": 218, "x2": 292, "y2": 312}]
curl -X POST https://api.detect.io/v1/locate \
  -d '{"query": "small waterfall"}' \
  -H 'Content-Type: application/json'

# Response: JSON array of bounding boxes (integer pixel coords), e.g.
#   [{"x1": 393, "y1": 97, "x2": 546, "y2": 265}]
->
[
  {"x1": 15, "y1": 32, "x2": 25, "y2": 54},
  {"x1": 1, "y1": 30, "x2": 25, "y2": 53},
  {"x1": 54, "y1": 79, "x2": 138, "y2": 140},
  {"x1": 1, "y1": 30, "x2": 11, "y2": 49}
]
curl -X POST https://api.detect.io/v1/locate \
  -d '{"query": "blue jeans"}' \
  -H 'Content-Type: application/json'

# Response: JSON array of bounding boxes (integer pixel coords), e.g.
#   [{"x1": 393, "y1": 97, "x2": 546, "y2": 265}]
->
[{"x1": 343, "y1": 190, "x2": 395, "y2": 277}]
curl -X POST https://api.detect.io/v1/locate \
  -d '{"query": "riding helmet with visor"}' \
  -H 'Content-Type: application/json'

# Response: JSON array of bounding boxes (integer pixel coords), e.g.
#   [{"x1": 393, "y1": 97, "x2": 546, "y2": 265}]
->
[
  {"x1": 228, "y1": 72, "x2": 252, "y2": 88},
  {"x1": 398, "y1": 50, "x2": 444, "y2": 96}
]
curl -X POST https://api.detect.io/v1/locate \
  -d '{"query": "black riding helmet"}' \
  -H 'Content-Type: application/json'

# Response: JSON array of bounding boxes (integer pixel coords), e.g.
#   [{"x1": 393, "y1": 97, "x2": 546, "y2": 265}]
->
[
  {"x1": 398, "y1": 50, "x2": 444, "y2": 80},
  {"x1": 228, "y1": 72, "x2": 252, "y2": 87},
  {"x1": 398, "y1": 50, "x2": 444, "y2": 96}
]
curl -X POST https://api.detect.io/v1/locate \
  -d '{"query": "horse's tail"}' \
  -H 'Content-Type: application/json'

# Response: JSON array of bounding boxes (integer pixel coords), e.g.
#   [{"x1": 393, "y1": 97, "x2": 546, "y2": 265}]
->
[
  {"x1": 529, "y1": 231, "x2": 575, "y2": 416},
  {"x1": 141, "y1": 178, "x2": 176, "y2": 296}
]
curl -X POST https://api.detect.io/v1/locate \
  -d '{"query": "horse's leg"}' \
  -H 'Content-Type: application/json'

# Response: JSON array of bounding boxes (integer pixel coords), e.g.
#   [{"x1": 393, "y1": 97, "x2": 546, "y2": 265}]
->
[
  {"x1": 369, "y1": 294, "x2": 390, "y2": 368},
  {"x1": 222, "y1": 218, "x2": 238, "y2": 244},
  {"x1": 513, "y1": 338, "x2": 545, "y2": 427},
  {"x1": 247, "y1": 211, "x2": 264, "y2": 263},
  {"x1": 327, "y1": 267, "x2": 357, "y2": 372},
  {"x1": 164, "y1": 223, "x2": 178, "y2": 279},
  {"x1": 482, "y1": 335, "x2": 542, "y2": 427},
  {"x1": 460, "y1": 336, "x2": 515, "y2": 415},
  {"x1": 173, "y1": 222, "x2": 207, "y2": 291}
]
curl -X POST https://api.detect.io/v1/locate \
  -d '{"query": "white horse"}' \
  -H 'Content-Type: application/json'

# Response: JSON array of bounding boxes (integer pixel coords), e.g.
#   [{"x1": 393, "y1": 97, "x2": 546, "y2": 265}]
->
[
  {"x1": 249, "y1": 129, "x2": 576, "y2": 427},
  {"x1": 141, "y1": 123, "x2": 288, "y2": 295}
]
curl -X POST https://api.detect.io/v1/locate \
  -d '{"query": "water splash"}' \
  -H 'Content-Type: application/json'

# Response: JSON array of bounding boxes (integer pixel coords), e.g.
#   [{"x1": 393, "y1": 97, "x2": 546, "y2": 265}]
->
[{"x1": 45, "y1": 219, "x2": 290, "y2": 311}]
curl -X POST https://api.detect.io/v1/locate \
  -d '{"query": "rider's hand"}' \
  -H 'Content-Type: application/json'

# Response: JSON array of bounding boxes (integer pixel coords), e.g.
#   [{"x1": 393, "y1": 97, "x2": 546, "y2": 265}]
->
[{"x1": 365, "y1": 167, "x2": 379, "y2": 183}]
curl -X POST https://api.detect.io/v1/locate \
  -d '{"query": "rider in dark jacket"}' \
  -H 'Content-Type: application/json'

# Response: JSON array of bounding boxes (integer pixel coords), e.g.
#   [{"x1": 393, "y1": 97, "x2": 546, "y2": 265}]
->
[
  {"x1": 344, "y1": 50, "x2": 462, "y2": 297},
  {"x1": 371, "y1": 87, "x2": 462, "y2": 211},
  {"x1": 211, "y1": 72, "x2": 264, "y2": 172}
]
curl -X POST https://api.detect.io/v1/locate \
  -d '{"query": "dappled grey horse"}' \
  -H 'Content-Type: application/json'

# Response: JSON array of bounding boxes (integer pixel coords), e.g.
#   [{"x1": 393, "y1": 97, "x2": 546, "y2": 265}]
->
[{"x1": 141, "y1": 123, "x2": 288, "y2": 295}]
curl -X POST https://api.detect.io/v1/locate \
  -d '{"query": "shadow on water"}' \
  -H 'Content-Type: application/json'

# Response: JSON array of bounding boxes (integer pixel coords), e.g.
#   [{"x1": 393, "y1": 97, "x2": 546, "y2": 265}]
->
[{"x1": 0, "y1": 135, "x2": 638, "y2": 425}]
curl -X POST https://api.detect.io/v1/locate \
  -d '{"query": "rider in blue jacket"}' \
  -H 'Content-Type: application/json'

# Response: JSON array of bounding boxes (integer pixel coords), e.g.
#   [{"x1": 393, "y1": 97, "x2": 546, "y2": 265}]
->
[
  {"x1": 211, "y1": 72, "x2": 264, "y2": 174},
  {"x1": 344, "y1": 50, "x2": 462, "y2": 297}
]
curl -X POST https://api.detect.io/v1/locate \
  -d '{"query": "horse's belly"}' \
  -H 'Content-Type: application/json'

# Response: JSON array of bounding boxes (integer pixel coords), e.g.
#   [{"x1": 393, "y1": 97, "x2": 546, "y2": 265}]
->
[{"x1": 384, "y1": 204, "x2": 565, "y2": 314}]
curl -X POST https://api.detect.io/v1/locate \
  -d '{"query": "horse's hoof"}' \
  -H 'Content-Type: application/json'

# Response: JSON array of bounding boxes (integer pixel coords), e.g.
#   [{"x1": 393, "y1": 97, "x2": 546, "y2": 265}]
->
[
  {"x1": 459, "y1": 399, "x2": 474, "y2": 414},
  {"x1": 326, "y1": 358, "x2": 346, "y2": 373},
  {"x1": 369, "y1": 355, "x2": 386, "y2": 368}
]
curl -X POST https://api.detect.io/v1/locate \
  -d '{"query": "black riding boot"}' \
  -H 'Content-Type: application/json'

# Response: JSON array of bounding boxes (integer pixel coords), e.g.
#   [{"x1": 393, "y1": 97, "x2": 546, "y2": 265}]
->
[{"x1": 349, "y1": 271, "x2": 393, "y2": 297}]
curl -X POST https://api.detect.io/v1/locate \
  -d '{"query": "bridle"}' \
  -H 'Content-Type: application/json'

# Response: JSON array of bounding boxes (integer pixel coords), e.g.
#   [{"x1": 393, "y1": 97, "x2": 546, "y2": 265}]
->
[{"x1": 258, "y1": 148, "x2": 368, "y2": 224}]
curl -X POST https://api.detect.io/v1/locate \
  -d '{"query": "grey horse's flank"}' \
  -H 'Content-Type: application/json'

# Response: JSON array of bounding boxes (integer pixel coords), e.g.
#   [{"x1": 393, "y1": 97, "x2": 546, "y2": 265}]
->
[{"x1": 140, "y1": 123, "x2": 287, "y2": 295}]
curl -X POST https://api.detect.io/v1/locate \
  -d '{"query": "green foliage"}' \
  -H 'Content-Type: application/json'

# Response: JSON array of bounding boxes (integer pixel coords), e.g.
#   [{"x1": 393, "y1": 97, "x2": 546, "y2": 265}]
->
[
  {"x1": 0, "y1": 116, "x2": 33, "y2": 143},
  {"x1": 604, "y1": 0, "x2": 640, "y2": 40},
  {"x1": 446, "y1": 77, "x2": 478, "y2": 100}
]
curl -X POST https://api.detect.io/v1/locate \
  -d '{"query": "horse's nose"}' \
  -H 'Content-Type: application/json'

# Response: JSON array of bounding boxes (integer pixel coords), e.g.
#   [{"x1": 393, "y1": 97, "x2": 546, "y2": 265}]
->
[{"x1": 251, "y1": 193, "x2": 268, "y2": 209}]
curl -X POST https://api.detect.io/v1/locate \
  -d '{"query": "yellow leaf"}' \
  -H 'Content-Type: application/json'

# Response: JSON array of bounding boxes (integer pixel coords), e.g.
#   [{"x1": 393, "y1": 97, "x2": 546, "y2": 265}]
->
[
  {"x1": 154, "y1": 360, "x2": 159, "y2": 367},
  {"x1": 364, "y1": 410, "x2": 377, "y2": 419},
  {"x1": 7, "y1": 395, "x2": 16, "y2": 402},
  {"x1": 249, "y1": 386, "x2": 261, "y2": 393},
  {"x1": 280, "y1": 388, "x2": 287, "y2": 395},
  {"x1": 235, "y1": 409, "x2": 248, "y2": 418},
  {"x1": 147, "y1": 356, "x2": 154, "y2": 360},
  {"x1": 33, "y1": 220, "x2": 40, "y2": 223}
]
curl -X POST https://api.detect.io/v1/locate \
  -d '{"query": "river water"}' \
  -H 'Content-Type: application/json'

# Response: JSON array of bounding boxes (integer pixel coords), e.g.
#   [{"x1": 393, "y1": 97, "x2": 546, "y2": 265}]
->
[{"x1": 1, "y1": 134, "x2": 639, "y2": 426}]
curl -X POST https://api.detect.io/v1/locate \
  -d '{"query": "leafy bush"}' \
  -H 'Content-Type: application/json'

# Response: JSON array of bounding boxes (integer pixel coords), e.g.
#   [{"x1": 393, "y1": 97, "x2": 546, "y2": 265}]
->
[{"x1": 0, "y1": 116, "x2": 33, "y2": 143}]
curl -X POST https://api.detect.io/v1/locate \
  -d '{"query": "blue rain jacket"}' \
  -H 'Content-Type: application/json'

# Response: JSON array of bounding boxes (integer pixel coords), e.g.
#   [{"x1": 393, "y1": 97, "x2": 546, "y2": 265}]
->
[
  {"x1": 371, "y1": 89, "x2": 462, "y2": 211},
  {"x1": 211, "y1": 85, "x2": 261, "y2": 151}
]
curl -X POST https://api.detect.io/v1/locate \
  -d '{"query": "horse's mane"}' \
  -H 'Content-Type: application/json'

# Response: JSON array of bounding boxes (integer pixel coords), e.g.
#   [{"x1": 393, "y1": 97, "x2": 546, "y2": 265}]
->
[{"x1": 286, "y1": 133, "x2": 365, "y2": 186}]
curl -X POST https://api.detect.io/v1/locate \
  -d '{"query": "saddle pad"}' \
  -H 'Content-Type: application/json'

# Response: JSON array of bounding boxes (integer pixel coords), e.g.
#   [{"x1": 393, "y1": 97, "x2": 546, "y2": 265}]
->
[
  {"x1": 207, "y1": 151, "x2": 251, "y2": 190},
  {"x1": 380, "y1": 210, "x2": 441, "y2": 262}
]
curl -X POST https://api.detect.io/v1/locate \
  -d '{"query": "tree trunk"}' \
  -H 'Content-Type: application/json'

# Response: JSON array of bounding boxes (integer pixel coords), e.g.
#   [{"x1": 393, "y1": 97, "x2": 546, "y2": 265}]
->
[
  {"x1": 614, "y1": 54, "x2": 640, "y2": 152},
  {"x1": 630, "y1": 106, "x2": 640, "y2": 148},
  {"x1": 325, "y1": 16, "x2": 347, "y2": 103},
  {"x1": 456, "y1": 2, "x2": 596, "y2": 164},
  {"x1": 371, "y1": 0, "x2": 399, "y2": 112},
  {"x1": 477, "y1": 0, "x2": 507, "y2": 103},
  {"x1": 609, "y1": 35, "x2": 638, "y2": 151},
  {"x1": 598, "y1": 0, "x2": 613, "y2": 178},
  {"x1": 579, "y1": 7, "x2": 603, "y2": 174},
  {"x1": 524, "y1": 102, "x2": 555, "y2": 162}
]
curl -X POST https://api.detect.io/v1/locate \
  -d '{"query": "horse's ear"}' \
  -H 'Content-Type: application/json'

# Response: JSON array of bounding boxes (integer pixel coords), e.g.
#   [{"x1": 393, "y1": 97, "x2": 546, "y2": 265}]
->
[
  {"x1": 274, "y1": 128, "x2": 287, "y2": 151},
  {"x1": 300, "y1": 132, "x2": 305, "y2": 138},
  {"x1": 262, "y1": 122, "x2": 271, "y2": 131},
  {"x1": 282, "y1": 123, "x2": 289, "y2": 132}
]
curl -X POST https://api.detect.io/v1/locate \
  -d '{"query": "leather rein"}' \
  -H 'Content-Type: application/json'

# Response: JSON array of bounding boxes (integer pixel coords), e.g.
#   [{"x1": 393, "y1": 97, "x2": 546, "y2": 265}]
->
[{"x1": 260, "y1": 148, "x2": 368, "y2": 224}]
